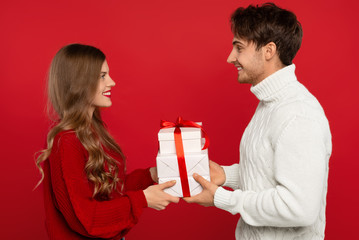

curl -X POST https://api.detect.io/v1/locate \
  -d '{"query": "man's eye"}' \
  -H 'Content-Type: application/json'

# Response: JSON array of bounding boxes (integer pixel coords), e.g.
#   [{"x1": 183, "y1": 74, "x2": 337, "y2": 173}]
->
[{"x1": 236, "y1": 46, "x2": 241, "y2": 51}]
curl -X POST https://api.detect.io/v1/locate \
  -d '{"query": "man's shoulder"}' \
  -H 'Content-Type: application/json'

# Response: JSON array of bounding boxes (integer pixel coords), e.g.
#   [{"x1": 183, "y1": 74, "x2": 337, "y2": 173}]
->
[
  {"x1": 265, "y1": 95, "x2": 330, "y2": 144},
  {"x1": 273, "y1": 83, "x2": 326, "y2": 119},
  {"x1": 267, "y1": 96, "x2": 329, "y2": 136}
]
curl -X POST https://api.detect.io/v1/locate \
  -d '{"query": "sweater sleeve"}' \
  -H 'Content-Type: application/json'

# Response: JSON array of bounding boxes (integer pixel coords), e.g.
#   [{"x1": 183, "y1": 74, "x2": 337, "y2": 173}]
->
[
  {"x1": 125, "y1": 168, "x2": 155, "y2": 191},
  {"x1": 214, "y1": 116, "x2": 331, "y2": 227},
  {"x1": 222, "y1": 164, "x2": 240, "y2": 190},
  {"x1": 49, "y1": 132, "x2": 147, "y2": 239}
]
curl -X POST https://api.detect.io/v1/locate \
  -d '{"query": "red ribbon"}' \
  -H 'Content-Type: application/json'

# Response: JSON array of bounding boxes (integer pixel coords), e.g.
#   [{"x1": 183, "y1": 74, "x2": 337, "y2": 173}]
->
[{"x1": 160, "y1": 117, "x2": 210, "y2": 197}]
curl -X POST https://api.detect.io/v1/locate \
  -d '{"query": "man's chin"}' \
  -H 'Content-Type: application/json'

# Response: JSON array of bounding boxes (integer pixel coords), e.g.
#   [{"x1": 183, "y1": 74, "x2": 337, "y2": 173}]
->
[{"x1": 237, "y1": 77, "x2": 250, "y2": 84}]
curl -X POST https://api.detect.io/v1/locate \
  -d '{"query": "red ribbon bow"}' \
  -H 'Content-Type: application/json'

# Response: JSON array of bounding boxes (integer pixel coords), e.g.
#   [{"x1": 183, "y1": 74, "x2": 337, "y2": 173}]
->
[{"x1": 160, "y1": 117, "x2": 210, "y2": 197}]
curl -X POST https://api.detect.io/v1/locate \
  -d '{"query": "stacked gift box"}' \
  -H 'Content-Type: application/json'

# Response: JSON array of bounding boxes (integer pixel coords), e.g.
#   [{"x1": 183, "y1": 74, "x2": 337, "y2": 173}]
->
[{"x1": 156, "y1": 121, "x2": 210, "y2": 197}]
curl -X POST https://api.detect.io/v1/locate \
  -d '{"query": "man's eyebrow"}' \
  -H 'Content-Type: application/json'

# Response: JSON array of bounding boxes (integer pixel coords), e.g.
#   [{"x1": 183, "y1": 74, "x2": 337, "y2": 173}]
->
[{"x1": 232, "y1": 40, "x2": 244, "y2": 46}]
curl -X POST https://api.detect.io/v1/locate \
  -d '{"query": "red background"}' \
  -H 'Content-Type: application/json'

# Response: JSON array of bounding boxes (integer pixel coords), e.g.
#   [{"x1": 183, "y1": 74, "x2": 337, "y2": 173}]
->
[{"x1": 0, "y1": 0, "x2": 358, "y2": 239}]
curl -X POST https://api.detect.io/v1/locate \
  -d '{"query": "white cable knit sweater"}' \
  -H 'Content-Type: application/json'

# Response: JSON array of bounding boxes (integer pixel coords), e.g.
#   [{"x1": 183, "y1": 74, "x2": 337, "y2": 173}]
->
[{"x1": 214, "y1": 64, "x2": 332, "y2": 240}]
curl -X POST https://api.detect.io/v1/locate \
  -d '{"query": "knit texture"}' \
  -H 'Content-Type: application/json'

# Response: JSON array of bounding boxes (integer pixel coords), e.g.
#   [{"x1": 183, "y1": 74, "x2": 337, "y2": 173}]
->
[
  {"x1": 43, "y1": 130, "x2": 154, "y2": 240},
  {"x1": 214, "y1": 65, "x2": 332, "y2": 240}
]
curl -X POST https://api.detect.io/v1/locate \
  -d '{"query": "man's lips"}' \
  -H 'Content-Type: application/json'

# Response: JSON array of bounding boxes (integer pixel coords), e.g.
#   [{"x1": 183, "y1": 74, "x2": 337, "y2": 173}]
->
[
  {"x1": 235, "y1": 65, "x2": 243, "y2": 71},
  {"x1": 103, "y1": 90, "x2": 111, "y2": 98}
]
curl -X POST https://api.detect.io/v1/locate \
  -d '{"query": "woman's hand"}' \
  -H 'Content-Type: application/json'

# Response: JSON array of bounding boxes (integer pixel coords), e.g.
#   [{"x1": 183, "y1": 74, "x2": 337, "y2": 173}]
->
[
  {"x1": 149, "y1": 167, "x2": 158, "y2": 183},
  {"x1": 209, "y1": 160, "x2": 226, "y2": 186},
  {"x1": 144, "y1": 180, "x2": 180, "y2": 210}
]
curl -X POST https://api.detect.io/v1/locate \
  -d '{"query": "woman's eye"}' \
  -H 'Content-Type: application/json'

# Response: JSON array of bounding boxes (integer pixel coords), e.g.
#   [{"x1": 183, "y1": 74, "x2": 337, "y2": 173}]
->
[{"x1": 101, "y1": 74, "x2": 106, "y2": 79}]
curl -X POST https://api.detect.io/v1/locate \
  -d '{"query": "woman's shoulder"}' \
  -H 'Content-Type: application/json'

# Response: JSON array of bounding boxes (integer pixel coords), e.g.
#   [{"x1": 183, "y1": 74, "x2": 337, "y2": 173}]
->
[
  {"x1": 50, "y1": 129, "x2": 89, "y2": 160},
  {"x1": 53, "y1": 129, "x2": 81, "y2": 148},
  {"x1": 54, "y1": 129, "x2": 76, "y2": 139}
]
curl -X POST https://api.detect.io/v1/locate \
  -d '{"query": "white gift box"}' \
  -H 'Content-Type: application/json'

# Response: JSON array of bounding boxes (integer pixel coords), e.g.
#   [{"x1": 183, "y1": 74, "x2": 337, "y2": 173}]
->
[
  {"x1": 159, "y1": 176, "x2": 210, "y2": 197},
  {"x1": 156, "y1": 149, "x2": 210, "y2": 197},
  {"x1": 158, "y1": 125, "x2": 202, "y2": 154}
]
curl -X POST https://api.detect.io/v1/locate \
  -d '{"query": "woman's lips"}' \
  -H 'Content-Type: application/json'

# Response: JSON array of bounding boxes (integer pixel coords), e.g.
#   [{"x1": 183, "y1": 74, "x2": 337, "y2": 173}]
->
[{"x1": 103, "y1": 90, "x2": 111, "y2": 98}]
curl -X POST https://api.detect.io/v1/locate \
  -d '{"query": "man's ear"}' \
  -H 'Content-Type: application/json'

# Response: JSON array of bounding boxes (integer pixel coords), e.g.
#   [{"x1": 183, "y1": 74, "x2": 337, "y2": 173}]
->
[{"x1": 264, "y1": 42, "x2": 277, "y2": 60}]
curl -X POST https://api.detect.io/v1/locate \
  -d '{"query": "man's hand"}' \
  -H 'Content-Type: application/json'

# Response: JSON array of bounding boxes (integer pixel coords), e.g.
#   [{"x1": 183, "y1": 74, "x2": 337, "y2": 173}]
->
[
  {"x1": 183, "y1": 173, "x2": 218, "y2": 207},
  {"x1": 209, "y1": 160, "x2": 226, "y2": 186}
]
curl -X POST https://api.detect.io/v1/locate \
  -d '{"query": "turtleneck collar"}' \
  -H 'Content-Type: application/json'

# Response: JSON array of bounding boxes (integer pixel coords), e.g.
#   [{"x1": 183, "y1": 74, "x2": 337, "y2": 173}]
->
[{"x1": 250, "y1": 64, "x2": 297, "y2": 102}]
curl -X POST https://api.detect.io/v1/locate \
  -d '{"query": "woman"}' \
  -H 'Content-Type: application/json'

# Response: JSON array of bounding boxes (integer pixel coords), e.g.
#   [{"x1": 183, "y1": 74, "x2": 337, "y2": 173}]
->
[{"x1": 35, "y1": 44, "x2": 179, "y2": 240}]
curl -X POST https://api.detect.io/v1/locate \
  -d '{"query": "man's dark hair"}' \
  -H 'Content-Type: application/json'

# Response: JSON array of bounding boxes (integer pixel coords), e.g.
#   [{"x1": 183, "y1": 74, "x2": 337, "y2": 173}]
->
[{"x1": 230, "y1": 2, "x2": 303, "y2": 65}]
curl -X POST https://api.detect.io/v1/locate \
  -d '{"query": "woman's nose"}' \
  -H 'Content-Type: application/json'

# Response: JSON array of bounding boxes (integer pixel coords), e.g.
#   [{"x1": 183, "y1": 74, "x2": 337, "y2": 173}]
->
[{"x1": 108, "y1": 75, "x2": 115, "y2": 87}]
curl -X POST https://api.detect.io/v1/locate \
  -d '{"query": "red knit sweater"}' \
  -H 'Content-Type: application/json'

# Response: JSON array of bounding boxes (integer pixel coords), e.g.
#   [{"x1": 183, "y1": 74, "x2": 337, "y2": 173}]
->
[{"x1": 43, "y1": 130, "x2": 154, "y2": 239}]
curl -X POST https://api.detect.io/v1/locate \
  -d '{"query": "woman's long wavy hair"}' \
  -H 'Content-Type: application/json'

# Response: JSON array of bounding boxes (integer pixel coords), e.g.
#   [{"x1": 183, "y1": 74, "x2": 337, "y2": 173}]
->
[{"x1": 35, "y1": 44, "x2": 125, "y2": 200}]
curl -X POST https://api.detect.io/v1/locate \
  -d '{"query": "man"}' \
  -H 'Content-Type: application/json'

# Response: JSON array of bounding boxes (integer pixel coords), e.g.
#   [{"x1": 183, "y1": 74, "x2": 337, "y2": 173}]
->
[{"x1": 184, "y1": 3, "x2": 332, "y2": 240}]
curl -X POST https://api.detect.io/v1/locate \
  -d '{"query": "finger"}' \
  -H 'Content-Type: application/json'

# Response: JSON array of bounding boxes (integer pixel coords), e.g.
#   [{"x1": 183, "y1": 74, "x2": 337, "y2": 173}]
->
[
  {"x1": 209, "y1": 160, "x2": 220, "y2": 169},
  {"x1": 158, "y1": 180, "x2": 176, "y2": 190},
  {"x1": 193, "y1": 173, "x2": 208, "y2": 187},
  {"x1": 183, "y1": 195, "x2": 199, "y2": 203},
  {"x1": 156, "y1": 206, "x2": 165, "y2": 211},
  {"x1": 149, "y1": 167, "x2": 158, "y2": 183},
  {"x1": 169, "y1": 196, "x2": 180, "y2": 203},
  {"x1": 182, "y1": 197, "x2": 192, "y2": 203},
  {"x1": 163, "y1": 192, "x2": 180, "y2": 203},
  {"x1": 171, "y1": 195, "x2": 180, "y2": 203}
]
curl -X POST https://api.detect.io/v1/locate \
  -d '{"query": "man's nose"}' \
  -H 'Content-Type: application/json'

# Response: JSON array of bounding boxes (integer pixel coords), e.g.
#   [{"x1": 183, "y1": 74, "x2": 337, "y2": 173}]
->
[{"x1": 227, "y1": 49, "x2": 236, "y2": 63}]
